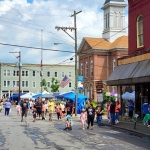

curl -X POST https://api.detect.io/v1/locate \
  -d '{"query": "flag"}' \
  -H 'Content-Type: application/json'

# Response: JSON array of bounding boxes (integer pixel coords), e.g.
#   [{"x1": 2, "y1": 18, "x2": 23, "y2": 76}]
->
[
  {"x1": 40, "y1": 60, "x2": 42, "y2": 68},
  {"x1": 13, "y1": 85, "x2": 16, "y2": 92},
  {"x1": 60, "y1": 75, "x2": 71, "y2": 88}
]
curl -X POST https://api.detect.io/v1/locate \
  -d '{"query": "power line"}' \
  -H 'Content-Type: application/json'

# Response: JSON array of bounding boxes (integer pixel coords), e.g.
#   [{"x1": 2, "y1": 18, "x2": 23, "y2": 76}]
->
[
  {"x1": 0, "y1": 42, "x2": 75, "y2": 53},
  {"x1": 3, "y1": 2, "x2": 76, "y2": 44}
]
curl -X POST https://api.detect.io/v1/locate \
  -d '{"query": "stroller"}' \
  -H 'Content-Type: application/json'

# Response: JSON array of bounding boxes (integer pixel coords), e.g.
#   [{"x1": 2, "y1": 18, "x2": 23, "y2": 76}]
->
[{"x1": 64, "y1": 114, "x2": 73, "y2": 130}]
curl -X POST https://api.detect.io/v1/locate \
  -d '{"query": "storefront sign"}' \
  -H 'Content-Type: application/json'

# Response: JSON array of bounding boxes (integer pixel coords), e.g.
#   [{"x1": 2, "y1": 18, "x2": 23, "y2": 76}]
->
[
  {"x1": 96, "y1": 81, "x2": 103, "y2": 93},
  {"x1": 97, "y1": 94, "x2": 103, "y2": 102},
  {"x1": 78, "y1": 76, "x2": 84, "y2": 89}
]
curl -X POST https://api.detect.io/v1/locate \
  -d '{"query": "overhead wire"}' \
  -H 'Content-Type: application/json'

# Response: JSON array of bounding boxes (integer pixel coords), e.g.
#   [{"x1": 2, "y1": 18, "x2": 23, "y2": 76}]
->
[{"x1": 3, "y1": 1, "x2": 76, "y2": 44}]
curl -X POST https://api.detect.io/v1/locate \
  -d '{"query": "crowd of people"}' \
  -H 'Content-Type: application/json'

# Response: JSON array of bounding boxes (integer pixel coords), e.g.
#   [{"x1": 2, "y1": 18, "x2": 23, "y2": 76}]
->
[{"x1": 0, "y1": 97, "x2": 150, "y2": 130}]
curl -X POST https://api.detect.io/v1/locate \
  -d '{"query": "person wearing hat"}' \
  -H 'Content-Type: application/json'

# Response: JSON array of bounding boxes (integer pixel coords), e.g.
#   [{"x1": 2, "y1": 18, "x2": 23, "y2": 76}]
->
[
  {"x1": 95, "y1": 102, "x2": 104, "y2": 126},
  {"x1": 80, "y1": 108, "x2": 87, "y2": 130}
]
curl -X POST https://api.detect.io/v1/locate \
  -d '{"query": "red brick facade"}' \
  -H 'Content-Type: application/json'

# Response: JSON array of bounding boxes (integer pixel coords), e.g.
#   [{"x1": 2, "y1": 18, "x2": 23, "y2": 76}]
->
[
  {"x1": 128, "y1": 0, "x2": 150, "y2": 54},
  {"x1": 78, "y1": 38, "x2": 128, "y2": 101}
]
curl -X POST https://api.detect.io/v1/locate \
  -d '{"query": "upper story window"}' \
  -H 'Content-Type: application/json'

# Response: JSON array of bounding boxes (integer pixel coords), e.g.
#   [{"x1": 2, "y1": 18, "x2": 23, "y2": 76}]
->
[
  {"x1": 69, "y1": 82, "x2": 71, "y2": 88},
  {"x1": 4, "y1": 70, "x2": 10, "y2": 76},
  {"x1": 32, "y1": 81, "x2": 36, "y2": 88},
  {"x1": 85, "y1": 62, "x2": 88, "y2": 78},
  {"x1": 55, "y1": 72, "x2": 58, "y2": 77},
  {"x1": 80, "y1": 63, "x2": 83, "y2": 76},
  {"x1": 90, "y1": 60, "x2": 93, "y2": 77},
  {"x1": 113, "y1": 59, "x2": 116, "y2": 71},
  {"x1": 4, "y1": 70, "x2": 6, "y2": 76},
  {"x1": 13, "y1": 71, "x2": 19, "y2": 76},
  {"x1": 7, "y1": 70, "x2": 10, "y2": 76},
  {"x1": 33, "y1": 71, "x2": 36, "y2": 76},
  {"x1": 22, "y1": 71, "x2": 28, "y2": 76},
  {"x1": 47, "y1": 71, "x2": 50, "y2": 77},
  {"x1": 137, "y1": 15, "x2": 143, "y2": 47},
  {"x1": 22, "y1": 71, "x2": 25, "y2": 76},
  {"x1": 69, "y1": 72, "x2": 71, "y2": 78},
  {"x1": 62, "y1": 72, "x2": 65, "y2": 78}
]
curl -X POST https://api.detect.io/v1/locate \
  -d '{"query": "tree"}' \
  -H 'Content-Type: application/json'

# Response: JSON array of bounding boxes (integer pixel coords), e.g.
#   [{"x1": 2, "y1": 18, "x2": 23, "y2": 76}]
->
[
  {"x1": 42, "y1": 79, "x2": 48, "y2": 92},
  {"x1": 50, "y1": 77, "x2": 60, "y2": 92},
  {"x1": 102, "y1": 91, "x2": 115, "y2": 104}
]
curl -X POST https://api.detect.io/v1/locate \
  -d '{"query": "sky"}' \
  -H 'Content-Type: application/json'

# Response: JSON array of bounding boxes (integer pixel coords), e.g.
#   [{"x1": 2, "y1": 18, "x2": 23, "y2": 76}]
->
[{"x1": 0, "y1": 0, "x2": 128, "y2": 65}]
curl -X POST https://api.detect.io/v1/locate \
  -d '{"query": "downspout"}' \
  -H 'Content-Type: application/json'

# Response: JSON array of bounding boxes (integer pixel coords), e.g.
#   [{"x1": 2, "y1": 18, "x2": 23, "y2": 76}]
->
[{"x1": 107, "y1": 52, "x2": 109, "y2": 91}]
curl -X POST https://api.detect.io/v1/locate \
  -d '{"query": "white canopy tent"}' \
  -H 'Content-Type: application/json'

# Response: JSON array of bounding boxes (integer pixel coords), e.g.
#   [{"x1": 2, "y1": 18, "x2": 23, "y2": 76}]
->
[{"x1": 20, "y1": 92, "x2": 36, "y2": 99}]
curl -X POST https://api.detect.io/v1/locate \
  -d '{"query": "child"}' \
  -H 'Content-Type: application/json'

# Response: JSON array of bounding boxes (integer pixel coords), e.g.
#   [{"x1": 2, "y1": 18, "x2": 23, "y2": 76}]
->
[
  {"x1": 32, "y1": 108, "x2": 37, "y2": 122},
  {"x1": 80, "y1": 109, "x2": 87, "y2": 130},
  {"x1": 16, "y1": 104, "x2": 21, "y2": 116},
  {"x1": 64, "y1": 118, "x2": 71, "y2": 130}
]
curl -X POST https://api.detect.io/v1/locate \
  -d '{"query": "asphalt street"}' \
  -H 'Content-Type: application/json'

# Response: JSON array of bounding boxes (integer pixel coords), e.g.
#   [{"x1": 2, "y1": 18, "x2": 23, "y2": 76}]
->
[{"x1": 0, "y1": 107, "x2": 150, "y2": 150}]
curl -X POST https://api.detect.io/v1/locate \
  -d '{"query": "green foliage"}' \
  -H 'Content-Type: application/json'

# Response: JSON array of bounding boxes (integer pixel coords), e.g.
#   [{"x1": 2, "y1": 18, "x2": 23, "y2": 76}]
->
[
  {"x1": 85, "y1": 100, "x2": 98, "y2": 108},
  {"x1": 51, "y1": 77, "x2": 60, "y2": 92},
  {"x1": 102, "y1": 91, "x2": 115, "y2": 104},
  {"x1": 42, "y1": 79, "x2": 48, "y2": 92}
]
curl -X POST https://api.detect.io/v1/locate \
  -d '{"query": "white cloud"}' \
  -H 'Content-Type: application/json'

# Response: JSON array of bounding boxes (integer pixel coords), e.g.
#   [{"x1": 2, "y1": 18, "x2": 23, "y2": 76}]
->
[{"x1": 0, "y1": 0, "x2": 128, "y2": 64}]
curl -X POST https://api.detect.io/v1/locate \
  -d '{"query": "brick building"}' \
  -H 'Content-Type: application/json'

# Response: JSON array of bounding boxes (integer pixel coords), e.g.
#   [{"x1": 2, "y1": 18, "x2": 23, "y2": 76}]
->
[
  {"x1": 78, "y1": 0, "x2": 128, "y2": 101},
  {"x1": 107, "y1": 0, "x2": 150, "y2": 117}
]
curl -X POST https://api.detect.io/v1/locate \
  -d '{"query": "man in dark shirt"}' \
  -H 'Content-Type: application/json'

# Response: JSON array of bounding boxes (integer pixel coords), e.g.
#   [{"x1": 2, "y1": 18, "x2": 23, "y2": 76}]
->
[
  {"x1": 20, "y1": 99, "x2": 28, "y2": 122},
  {"x1": 86, "y1": 103, "x2": 95, "y2": 130},
  {"x1": 110, "y1": 100, "x2": 116, "y2": 125},
  {"x1": 96, "y1": 102, "x2": 104, "y2": 126},
  {"x1": 35, "y1": 100, "x2": 42, "y2": 119}
]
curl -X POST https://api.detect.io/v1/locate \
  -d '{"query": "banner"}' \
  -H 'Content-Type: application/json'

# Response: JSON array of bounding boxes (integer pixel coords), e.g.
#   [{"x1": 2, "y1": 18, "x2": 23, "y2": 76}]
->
[{"x1": 78, "y1": 76, "x2": 84, "y2": 89}]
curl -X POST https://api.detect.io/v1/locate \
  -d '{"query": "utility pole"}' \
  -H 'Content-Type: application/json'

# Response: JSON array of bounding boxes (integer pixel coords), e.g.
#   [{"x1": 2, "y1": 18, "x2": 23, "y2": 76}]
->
[
  {"x1": 9, "y1": 51, "x2": 21, "y2": 101},
  {"x1": 41, "y1": 29, "x2": 43, "y2": 93},
  {"x1": 55, "y1": 10, "x2": 82, "y2": 116}
]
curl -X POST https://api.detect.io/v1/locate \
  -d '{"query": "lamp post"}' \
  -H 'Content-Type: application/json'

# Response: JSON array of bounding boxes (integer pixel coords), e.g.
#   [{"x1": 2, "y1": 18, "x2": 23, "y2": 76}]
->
[{"x1": 9, "y1": 51, "x2": 21, "y2": 101}]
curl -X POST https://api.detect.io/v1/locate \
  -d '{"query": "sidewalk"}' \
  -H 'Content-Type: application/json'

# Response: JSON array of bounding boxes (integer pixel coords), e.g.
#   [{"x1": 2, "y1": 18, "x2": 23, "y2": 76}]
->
[{"x1": 102, "y1": 117, "x2": 150, "y2": 140}]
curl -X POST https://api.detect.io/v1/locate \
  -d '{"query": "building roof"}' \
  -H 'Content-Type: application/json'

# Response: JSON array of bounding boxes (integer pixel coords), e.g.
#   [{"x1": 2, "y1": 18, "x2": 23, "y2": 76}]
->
[
  {"x1": 84, "y1": 35, "x2": 128, "y2": 50},
  {"x1": 84, "y1": 37, "x2": 111, "y2": 49},
  {"x1": 110, "y1": 36, "x2": 128, "y2": 49},
  {"x1": 104, "y1": 0, "x2": 125, "y2": 5}
]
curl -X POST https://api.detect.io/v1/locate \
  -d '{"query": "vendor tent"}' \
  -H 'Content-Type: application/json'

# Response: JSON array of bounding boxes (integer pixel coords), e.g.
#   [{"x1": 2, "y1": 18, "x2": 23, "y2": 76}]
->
[
  {"x1": 41, "y1": 94, "x2": 54, "y2": 99},
  {"x1": 32, "y1": 93, "x2": 42, "y2": 99},
  {"x1": 64, "y1": 92, "x2": 87, "y2": 114},
  {"x1": 20, "y1": 92, "x2": 36, "y2": 99},
  {"x1": 56, "y1": 91, "x2": 74, "y2": 98},
  {"x1": 42, "y1": 91, "x2": 50, "y2": 94},
  {"x1": 122, "y1": 91, "x2": 135, "y2": 101}
]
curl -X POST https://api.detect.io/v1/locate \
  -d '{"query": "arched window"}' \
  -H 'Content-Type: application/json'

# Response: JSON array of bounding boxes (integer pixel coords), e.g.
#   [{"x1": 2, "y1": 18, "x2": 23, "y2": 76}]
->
[{"x1": 137, "y1": 15, "x2": 143, "y2": 47}]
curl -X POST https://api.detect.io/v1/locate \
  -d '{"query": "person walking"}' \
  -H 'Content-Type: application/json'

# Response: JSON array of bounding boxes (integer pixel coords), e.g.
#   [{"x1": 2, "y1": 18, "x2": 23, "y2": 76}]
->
[
  {"x1": 0, "y1": 100, "x2": 3, "y2": 113},
  {"x1": 42, "y1": 101, "x2": 46, "y2": 120},
  {"x1": 56, "y1": 103, "x2": 61, "y2": 120},
  {"x1": 96, "y1": 102, "x2": 104, "y2": 126},
  {"x1": 35, "y1": 100, "x2": 42, "y2": 120},
  {"x1": 32, "y1": 108, "x2": 37, "y2": 122},
  {"x1": 80, "y1": 108, "x2": 87, "y2": 130},
  {"x1": 4, "y1": 99, "x2": 11, "y2": 116},
  {"x1": 128, "y1": 99, "x2": 134, "y2": 121},
  {"x1": 110, "y1": 100, "x2": 116, "y2": 125},
  {"x1": 20, "y1": 99, "x2": 28, "y2": 122},
  {"x1": 86, "y1": 103, "x2": 95, "y2": 130},
  {"x1": 16, "y1": 103, "x2": 21, "y2": 116},
  {"x1": 48, "y1": 99, "x2": 55, "y2": 121},
  {"x1": 115, "y1": 101, "x2": 121, "y2": 124}
]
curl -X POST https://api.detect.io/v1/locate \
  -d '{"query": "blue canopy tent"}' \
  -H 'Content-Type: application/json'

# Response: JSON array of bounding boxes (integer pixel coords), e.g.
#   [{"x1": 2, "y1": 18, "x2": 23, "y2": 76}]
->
[
  {"x1": 32, "y1": 93, "x2": 42, "y2": 99},
  {"x1": 64, "y1": 93, "x2": 87, "y2": 114},
  {"x1": 10, "y1": 93, "x2": 24, "y2": 102},
  {"x1": 56, "y1": 91, "x2": 74, "y2": 99}
]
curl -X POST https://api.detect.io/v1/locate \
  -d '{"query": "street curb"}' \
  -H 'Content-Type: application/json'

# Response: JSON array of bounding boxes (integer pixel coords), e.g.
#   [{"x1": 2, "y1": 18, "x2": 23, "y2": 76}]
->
[{"x1": 101, "y1": 123, "x2": 150, "y2": 140}]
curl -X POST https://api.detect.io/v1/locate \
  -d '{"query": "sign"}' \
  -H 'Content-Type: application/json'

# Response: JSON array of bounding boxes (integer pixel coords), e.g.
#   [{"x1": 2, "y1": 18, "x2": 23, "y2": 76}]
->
[
  {"x1": 78, "y1": 76, "x2": 84, "y2": 89},
  {"x1": 96, "y1": 81, "x2": 103, "y2": 93},
  {"x1": 97, "y1": 94, "x2": 103, "y2": 102}
]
